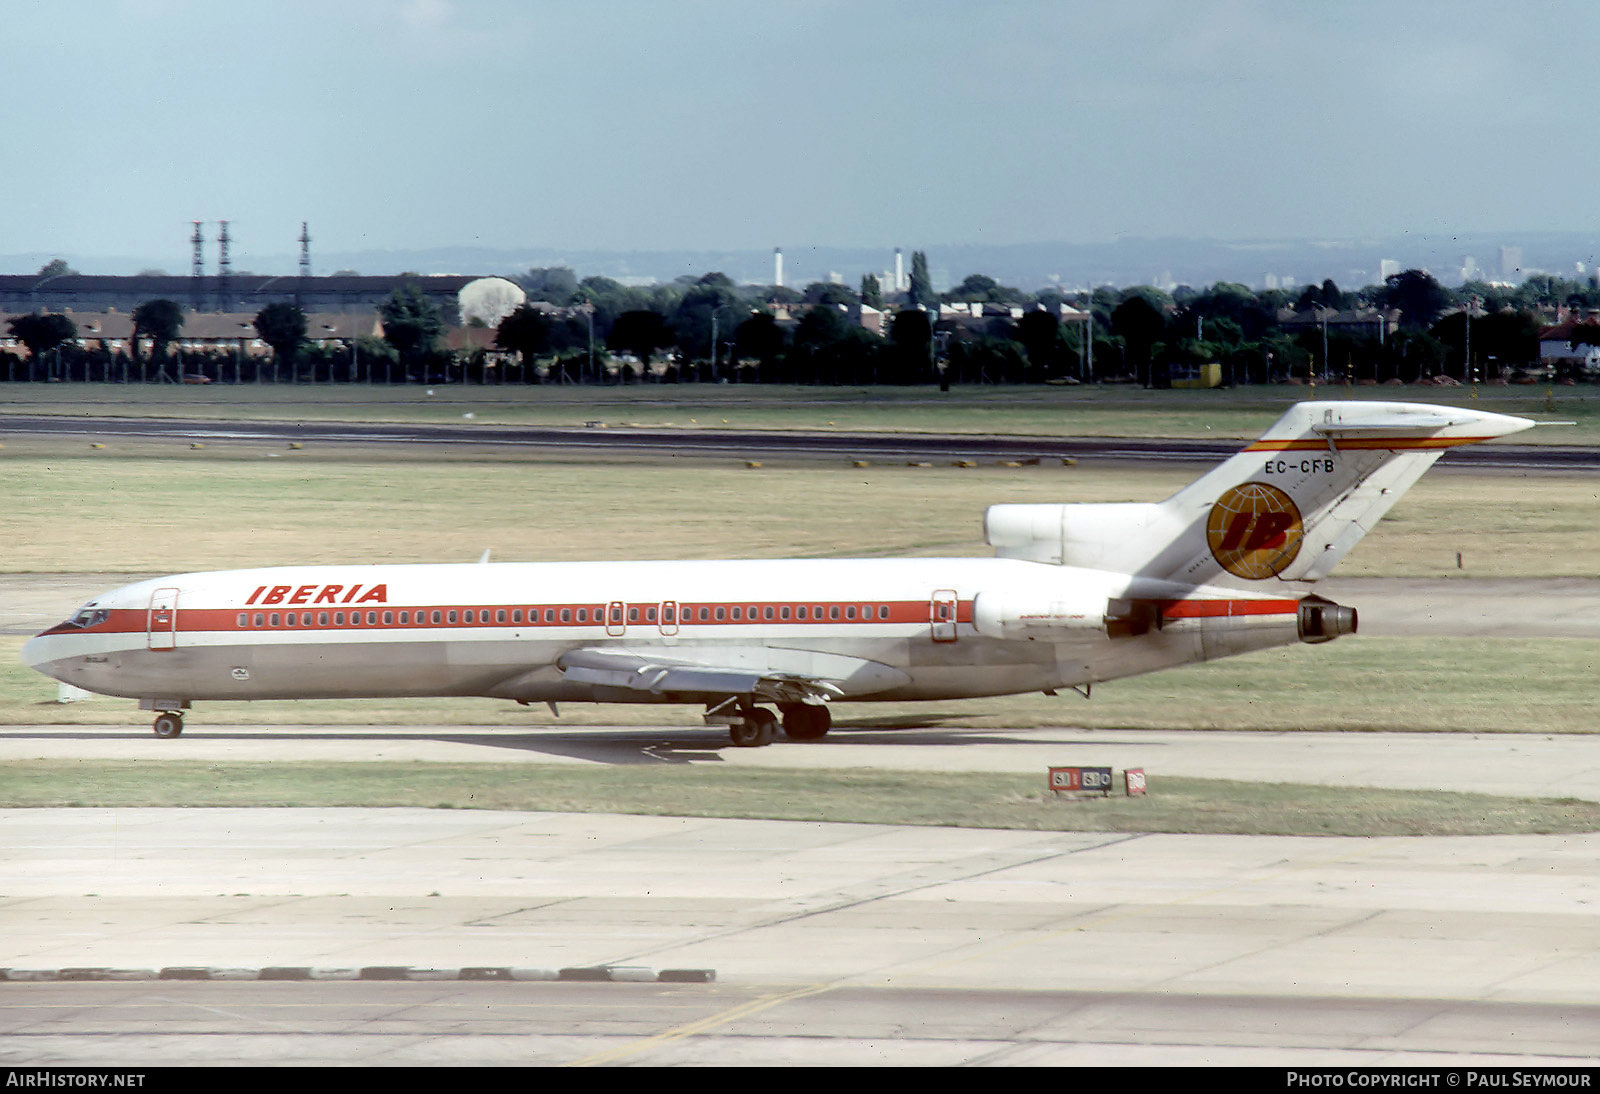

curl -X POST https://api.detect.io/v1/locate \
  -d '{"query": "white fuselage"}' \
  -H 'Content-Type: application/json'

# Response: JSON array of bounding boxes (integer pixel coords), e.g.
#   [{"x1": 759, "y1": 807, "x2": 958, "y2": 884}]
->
[{"x1": 21, "y1": 556, "x2": 1308, "y2": 708}]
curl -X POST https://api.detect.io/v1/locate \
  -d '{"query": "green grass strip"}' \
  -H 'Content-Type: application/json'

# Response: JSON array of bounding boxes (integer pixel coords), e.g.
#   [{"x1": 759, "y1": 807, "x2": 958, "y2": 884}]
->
[{"x1": 3, "y1": 760, "x2": 1596, "y2": 837}]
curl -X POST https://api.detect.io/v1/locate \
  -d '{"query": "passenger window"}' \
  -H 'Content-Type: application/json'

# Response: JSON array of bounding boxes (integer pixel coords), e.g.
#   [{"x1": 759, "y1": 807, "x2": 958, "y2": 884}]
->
[
  {"x1": 269, "y1": 613, "x2": 280, "y2": 627},
  {"x1": 448, "y1": 611, "x2": 457, "y2": 624},
  {"x1": 846, "y1": 606, "x2": 856, "y2": 620},
  {"x1": 628, "y1": 606, "x2": 639, "y2": 622},
  {"x1": 764, "y1": 606, "x2": 774, "y2": 620},
  {"x1": 254, "y1": 613, "x2": 264, "y2": 627},
  {"x1": 497, "y1": 610, "x2": 507, "y2": 623},
  {"x1": 780, "y1": 606, "x2": 790, "y2": 620},
  {"x1": 237, "y1": 613, "x2": 248, "y2": 627},
  {"x1": 830, "y1": 606, "x2": 840, "y2": 620},
  {"x1": 879, "y1": 605, "x2": 890, "y2": 619},
  {"x1": 383, "y1": 611, "x2": 393, "y2": 625},
  {"x1": 431, "y1": 611, "x2": 441, "y2": 624},
  {"x1": 731, "y1": 607, "x2": 741, "y2": 621},
  {"x1": 561, "y1": 608, "x2": 571, "y2": 623}
]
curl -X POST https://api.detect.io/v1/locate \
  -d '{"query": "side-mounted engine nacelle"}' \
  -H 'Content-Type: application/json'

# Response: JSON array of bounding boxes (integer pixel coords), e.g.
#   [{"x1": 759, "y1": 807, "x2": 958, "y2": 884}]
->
[{"x1": 1297, "y1": 594, "x2": 1358, "y2": 644}]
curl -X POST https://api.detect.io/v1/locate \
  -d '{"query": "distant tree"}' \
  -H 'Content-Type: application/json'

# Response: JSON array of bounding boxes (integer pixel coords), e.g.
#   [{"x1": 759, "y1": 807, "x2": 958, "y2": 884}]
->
[
  {"x1": 36, "y1": 258, "x2": 76, "y2": 278},
  {"x1": 860, "y1": 273, "x2": 883, "y2": 310},
  {"x1": 734, "y1": 311, "x2": 785, "y2": 376},
  {"x1": 802, "y1": 281, "x2": 857, "y2": 307},
  {"x1": 908, "y1": 250, "x2": 936, "y2": 311},
  {"x1": 1377, "y1": 269, "x2": 1452, "y2": 330},
  {"x1": 253, "y1": 302, "x2": 308, "y2": 372},
  {"x1": 1111, "y1": 295, "x2": 1167, "y2": 385},
  {"x1": 6, "y1": 312, "x2": 76, "y2": 358},
  {"x1": 949, "y1": 273, "x2": 999, "y2": 303},
  {"x1": 518, "y1": 267, "x2": 579, "y2": 304},
  {"x1": 887, "y1": 308, "x2": 933, "y2": 384},
  {"x1": 1014, "y1": 310, "x2": 1066, "y2": 380},
  {"x1": 607, "y1": 309, "x2": 673, "y2": 369},
  {"x1": 132, "y1": 299, "x2": 184, "y2": 363},
  {"x1": 378, "y1": 285, "x2": 444, "y2": 374},
  {"x1": 495, "y1": 304, "x2": 555, "y2": 367},
  {"x1": 670, "y1": 279, "x2": 742, "y2": 363}
]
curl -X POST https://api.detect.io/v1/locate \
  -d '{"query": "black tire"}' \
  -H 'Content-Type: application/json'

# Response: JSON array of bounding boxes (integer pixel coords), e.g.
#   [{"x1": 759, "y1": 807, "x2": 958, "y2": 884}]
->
[
  {"x1": 153, "y1": 713, "x2": 184, "y2": 739},
  {"x1": 779, "y1": 703, "x2": 831, "y2": 741},
  {"x1": 730, "y1": 708, "x2": 778, "y2": 747}
]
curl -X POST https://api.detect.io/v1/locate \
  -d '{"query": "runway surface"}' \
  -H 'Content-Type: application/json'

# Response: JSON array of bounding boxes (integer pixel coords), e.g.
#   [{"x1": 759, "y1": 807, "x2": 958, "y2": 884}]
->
[
  {"x1": 2, "y1": 412, "x2": 1594, "y2": 469},
  {"x1": 2, "y1": 804, "x2": 1597, "y2": 1067},
  {"x1": 3, "y1": 720, "x2": 1600, "y2": 1067}
]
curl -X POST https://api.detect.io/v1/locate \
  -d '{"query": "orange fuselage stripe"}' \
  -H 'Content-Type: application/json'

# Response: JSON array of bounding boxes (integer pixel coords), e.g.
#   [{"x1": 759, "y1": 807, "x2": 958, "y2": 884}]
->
[{"x1": 1244, "y1": 435, "x2": 1492, "y2": 452}]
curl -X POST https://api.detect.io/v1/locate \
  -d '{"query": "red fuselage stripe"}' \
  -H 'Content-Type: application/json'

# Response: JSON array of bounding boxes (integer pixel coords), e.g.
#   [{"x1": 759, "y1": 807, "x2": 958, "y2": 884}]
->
[{"x1": 44, "y1": 596, "x2": 1304, "y2": 637}]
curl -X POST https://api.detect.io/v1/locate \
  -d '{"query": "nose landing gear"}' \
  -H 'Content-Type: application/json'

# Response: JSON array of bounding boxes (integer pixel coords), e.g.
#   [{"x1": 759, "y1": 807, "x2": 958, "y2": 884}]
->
[{"x1": 152, "y1": 712, "x2": 184, "y2": 738}]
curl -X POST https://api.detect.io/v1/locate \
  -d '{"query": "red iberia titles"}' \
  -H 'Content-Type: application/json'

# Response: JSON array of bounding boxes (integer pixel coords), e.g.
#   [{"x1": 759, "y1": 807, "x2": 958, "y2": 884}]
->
[{"x1": 245, "y1": 583, "x2": 389, "y2": 606}]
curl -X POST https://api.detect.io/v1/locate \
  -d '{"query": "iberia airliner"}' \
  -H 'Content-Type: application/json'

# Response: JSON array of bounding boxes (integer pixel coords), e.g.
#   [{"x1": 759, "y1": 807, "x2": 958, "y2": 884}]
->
[{"x1": 22, "y1": 401, "x2": 1532, "y2": 745}]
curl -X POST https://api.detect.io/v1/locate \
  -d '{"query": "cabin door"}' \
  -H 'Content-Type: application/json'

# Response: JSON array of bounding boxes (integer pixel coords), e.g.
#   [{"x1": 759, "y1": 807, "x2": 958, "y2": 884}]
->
[{"x1": 147, "y1": 587, "x2": 180, "y2": 651}]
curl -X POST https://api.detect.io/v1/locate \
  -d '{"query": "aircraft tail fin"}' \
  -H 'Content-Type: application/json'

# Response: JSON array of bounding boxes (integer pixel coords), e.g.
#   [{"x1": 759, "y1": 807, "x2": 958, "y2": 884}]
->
[{"x1": 985, "y1": 401, "x2": 1534, "y2": 586}]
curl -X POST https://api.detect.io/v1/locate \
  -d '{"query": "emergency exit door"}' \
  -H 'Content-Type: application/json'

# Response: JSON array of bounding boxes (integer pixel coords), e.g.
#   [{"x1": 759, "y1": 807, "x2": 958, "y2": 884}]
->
[{"x1": 930, "y1": 590, "x2": 958, "y2": 643}]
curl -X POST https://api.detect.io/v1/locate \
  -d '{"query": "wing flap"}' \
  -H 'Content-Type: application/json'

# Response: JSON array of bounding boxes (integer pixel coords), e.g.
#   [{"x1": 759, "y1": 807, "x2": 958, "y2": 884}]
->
[{"x1": 554, "y1": 646, "x2": 893, "y2": 702}]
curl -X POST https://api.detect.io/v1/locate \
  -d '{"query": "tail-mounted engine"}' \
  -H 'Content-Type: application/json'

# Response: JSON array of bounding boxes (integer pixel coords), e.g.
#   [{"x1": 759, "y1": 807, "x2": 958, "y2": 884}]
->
[{"x1": 1297, "y1": 594, "x2": 1358, "y2": 644}]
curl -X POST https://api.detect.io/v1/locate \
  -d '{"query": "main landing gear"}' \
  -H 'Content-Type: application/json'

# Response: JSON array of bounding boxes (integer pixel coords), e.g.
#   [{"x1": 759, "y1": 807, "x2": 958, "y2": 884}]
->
[
  {"x1": 152, "y1": 712, "x2": 184, "y2": 738},
  {"x1": 717, "y1": 698, "x2": 833, "y2": 747}
]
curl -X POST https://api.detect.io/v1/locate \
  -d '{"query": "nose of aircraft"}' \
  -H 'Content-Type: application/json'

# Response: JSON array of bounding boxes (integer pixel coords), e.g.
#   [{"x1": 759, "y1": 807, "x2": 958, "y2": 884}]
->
[{"x1": 21, "y1": 631, "x2": 71, "y2": 681}]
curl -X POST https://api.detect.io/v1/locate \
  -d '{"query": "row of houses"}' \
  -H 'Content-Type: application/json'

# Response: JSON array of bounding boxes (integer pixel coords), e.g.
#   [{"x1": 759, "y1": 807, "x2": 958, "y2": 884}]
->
[{"x1": 0, "y1": 309, "x2": 380, "y2": 357}]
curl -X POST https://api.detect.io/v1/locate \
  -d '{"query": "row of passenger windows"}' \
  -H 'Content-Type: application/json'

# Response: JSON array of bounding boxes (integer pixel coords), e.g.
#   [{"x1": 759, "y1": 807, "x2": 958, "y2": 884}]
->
[{"x1": 237, "y1": 603, "x2": 898, "y2": 628}]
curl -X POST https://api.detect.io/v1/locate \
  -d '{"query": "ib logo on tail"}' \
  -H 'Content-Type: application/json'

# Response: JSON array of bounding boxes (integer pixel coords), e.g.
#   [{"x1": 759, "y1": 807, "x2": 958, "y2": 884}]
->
[{"x1": 1205, "y1": 483, "x2": 1304, "y2": 579}]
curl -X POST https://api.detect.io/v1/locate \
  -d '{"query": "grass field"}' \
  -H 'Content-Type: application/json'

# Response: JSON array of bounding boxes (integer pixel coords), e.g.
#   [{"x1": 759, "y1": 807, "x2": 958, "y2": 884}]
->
[
  {"x1": 4, "y1": 381, "x2": 1598, "y2": 443},
  {"x1": 3, "y1": 760, "x2": 1597, "y2": 836},
  {"x1": 2, "y1": 441, "x2": 1595, "y2": 576}
]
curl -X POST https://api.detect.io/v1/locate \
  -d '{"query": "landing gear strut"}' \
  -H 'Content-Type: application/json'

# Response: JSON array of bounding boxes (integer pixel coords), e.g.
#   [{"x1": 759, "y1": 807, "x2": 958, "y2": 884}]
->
[{"x1": 152, "y1": 712, "x2": 184, "y2": 739}]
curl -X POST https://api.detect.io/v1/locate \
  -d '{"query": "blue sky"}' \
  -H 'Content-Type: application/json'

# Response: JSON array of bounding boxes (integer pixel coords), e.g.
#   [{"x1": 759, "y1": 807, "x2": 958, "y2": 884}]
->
[{"x1": 7, "y1": 0, "x2": 1599, "y2": 271}]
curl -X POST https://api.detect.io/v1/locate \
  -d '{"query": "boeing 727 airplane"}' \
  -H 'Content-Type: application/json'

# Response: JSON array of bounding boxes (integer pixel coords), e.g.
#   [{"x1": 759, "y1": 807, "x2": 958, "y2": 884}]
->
[{"x1": 23, "y1": 400, "x2": 1534, "y2": 745}]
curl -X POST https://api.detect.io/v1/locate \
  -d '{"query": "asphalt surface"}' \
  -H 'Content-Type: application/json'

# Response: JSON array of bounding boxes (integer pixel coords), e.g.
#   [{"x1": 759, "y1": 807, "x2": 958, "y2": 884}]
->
[{"x1": 2, "y1": 412, "x2": 1596, "y2": 468}]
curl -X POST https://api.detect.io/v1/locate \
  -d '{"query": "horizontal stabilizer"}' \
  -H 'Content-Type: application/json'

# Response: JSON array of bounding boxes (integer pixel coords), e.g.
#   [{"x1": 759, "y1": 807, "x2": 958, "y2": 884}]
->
[{"x1": 986, "y1": 400, "x2": 1535, "y2": 586}]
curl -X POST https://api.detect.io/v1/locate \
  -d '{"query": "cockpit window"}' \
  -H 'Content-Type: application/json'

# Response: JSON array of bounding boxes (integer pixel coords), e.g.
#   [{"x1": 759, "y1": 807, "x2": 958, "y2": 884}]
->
[{"x1": 66, "y1": 607, "x2": 110, "y2": 628}]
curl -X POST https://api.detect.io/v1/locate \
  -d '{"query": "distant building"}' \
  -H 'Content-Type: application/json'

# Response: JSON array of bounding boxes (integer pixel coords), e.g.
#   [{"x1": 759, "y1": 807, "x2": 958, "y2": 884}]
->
[
  {"x1": 0, "y1": 309, "x2": 380, "y2": 358},
  {"x1": 1278, "y1": 306, "x2": 1400, "y2": 340},
  {"x1": 1538, "y1": 319, "x2": 1600, "y2": 371},
  {"x1": 0, "y1": 273, "x2": 482, "y2": 323}
]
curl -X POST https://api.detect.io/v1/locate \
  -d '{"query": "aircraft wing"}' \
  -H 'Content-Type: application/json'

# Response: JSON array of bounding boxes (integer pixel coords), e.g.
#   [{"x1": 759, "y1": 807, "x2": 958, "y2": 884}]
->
[{"x1": 554, "y1": 646, "x2": 908, "y2": 704}]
